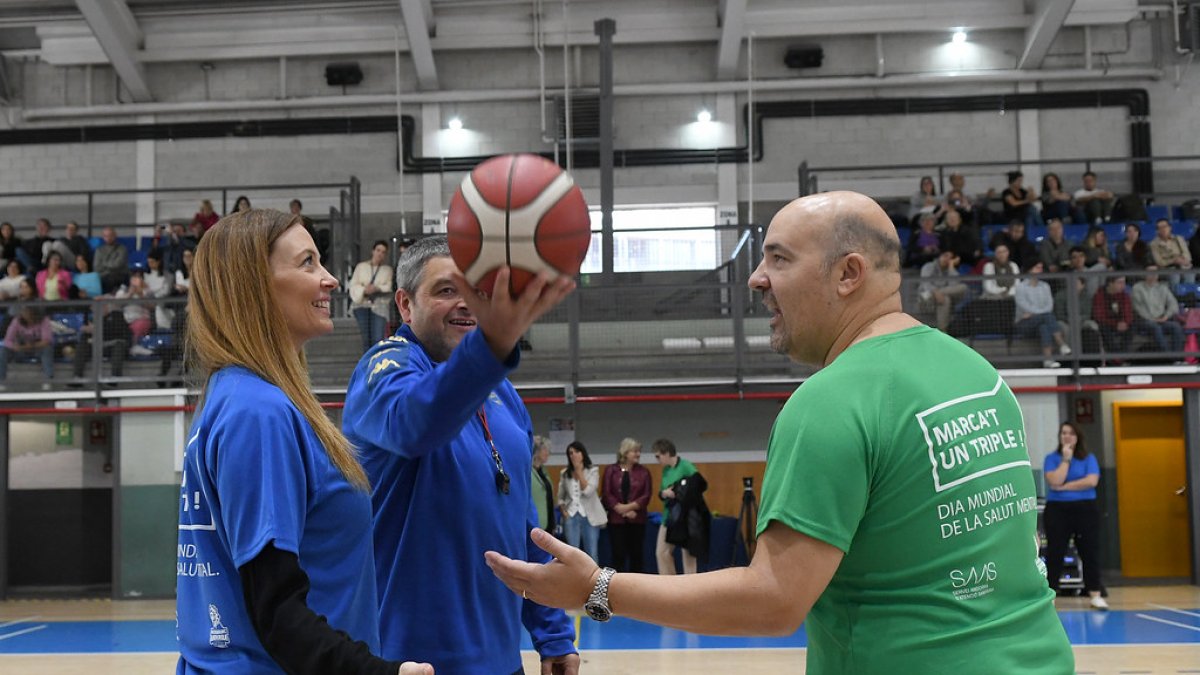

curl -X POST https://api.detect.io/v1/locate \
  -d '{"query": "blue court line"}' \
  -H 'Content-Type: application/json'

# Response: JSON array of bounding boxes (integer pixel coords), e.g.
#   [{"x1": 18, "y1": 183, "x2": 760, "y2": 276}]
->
[{"x1": 0, "y1": 609, "x2": 1196, "y2": 655}]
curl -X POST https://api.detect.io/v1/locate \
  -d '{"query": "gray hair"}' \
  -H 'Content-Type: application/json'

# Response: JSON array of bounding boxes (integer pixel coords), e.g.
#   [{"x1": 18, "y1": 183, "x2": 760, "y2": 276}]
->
[
  {"x1": 395, "y1": 235, "x2": 451, "y2": 299},
  {"x1": 822, "y1": 212, "x2": 902, "y2": 276},
  {"x1": 532, "y1": 434, "x2": 550, "y2": 457}
]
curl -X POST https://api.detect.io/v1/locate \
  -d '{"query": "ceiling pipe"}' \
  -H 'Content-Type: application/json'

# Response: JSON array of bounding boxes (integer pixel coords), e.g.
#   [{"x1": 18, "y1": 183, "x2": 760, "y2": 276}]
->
[{"x1": 22, "y1": 66, "x2": 1164, "y2": 122}]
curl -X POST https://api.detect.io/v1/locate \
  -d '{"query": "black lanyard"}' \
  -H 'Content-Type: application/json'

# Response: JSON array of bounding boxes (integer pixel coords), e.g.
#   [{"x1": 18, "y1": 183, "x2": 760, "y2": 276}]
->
[{"x1": 476, "y1": 407, "x2": 510, "y2": 495}]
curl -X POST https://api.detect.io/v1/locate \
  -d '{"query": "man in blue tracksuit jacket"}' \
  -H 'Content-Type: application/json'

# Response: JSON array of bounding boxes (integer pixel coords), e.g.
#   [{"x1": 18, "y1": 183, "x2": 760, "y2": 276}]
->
[{"x1": 343, "y1": 235, "x2": 579, "y2": 675}]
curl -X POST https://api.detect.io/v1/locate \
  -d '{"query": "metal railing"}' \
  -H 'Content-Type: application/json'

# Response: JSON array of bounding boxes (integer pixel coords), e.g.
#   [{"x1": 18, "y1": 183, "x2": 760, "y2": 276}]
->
[
  {"x1": 798, "y1": 155, "x2": 1200, "y2": 204},
  {"x1": 0, "y1": 256, "x2": 1192, "y2": 395}
]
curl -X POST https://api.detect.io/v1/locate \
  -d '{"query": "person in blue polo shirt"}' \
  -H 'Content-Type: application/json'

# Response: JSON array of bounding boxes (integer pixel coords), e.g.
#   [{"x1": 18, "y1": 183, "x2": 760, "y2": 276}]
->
[
  {"x1": 343, "y1": 235, "x2": 578, "y2": 675},
  {"x1": 176, "y1": 208, "x2": 431, "y2": 675},
  {"x1": 1043, "y1": 421, "x2": 1107, "y2": 610}
]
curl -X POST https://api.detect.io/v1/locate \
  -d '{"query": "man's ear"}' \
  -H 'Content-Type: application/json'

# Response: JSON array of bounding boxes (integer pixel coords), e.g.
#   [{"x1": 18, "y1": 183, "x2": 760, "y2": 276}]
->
[
  {"x1": 837, "y1": 252, "x2": 868, "y2": 297},
  {"x1": 396, "y1": 289, "x2": 414, "y2": 323}
]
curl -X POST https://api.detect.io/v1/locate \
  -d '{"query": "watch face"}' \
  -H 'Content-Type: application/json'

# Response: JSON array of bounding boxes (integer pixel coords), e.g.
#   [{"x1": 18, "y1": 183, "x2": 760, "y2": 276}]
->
[{"x1": 584, "y1": 601, "x2": 612, "y2": 622}]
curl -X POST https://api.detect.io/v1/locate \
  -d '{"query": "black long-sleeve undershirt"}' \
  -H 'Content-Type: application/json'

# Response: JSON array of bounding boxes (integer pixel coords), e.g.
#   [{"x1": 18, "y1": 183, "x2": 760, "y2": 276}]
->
[{"x1": 238, "y1": 544, "x2": 400, "y2": 675}]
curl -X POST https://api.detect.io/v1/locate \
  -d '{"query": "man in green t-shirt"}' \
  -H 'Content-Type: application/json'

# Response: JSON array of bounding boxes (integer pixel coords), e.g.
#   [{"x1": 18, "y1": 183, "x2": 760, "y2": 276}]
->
[
  {"x1": 653, "y1": 438, "x2": 698, "y2": 575},
  {"x1": 486, "y1": 191, "x2": 1075, "y2": 675}
]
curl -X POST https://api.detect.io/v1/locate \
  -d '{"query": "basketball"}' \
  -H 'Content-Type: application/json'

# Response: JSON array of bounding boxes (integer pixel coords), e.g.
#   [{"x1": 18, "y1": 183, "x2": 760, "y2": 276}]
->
[{"x1": 446, "y1": 153, "x2": 591, "y2": 296}]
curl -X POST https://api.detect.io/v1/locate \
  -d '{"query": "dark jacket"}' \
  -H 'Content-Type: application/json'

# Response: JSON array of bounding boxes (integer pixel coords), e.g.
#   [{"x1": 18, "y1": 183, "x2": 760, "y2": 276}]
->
[{"x1": 665, "y1": 472, "x2": 711, "y2": 560}]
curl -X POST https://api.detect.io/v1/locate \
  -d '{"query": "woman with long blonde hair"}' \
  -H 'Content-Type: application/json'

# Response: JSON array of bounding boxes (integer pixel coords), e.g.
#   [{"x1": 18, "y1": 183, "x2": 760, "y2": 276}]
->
[{"x1": 176, "y1": 209, "x2": 431, "y2": 675}]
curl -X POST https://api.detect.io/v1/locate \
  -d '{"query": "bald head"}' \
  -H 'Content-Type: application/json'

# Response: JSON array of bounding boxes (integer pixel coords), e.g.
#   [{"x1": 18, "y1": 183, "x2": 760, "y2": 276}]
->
[
  {"x1": 752, "y1": 191, "x2": 908, "y2": 366},
  {"x1": 777, "y1": 191, "x2": 902, "y2": 276}
]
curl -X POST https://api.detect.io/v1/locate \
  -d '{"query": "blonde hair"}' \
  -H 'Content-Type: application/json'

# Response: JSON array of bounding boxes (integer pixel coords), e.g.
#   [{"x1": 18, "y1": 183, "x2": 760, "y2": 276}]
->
[
  {"x1": 187, "y1": 208, "x2": 369, "y2": 490},
  {"x1": 617, "y1": 437, "x2": 642, "y2": 464}
]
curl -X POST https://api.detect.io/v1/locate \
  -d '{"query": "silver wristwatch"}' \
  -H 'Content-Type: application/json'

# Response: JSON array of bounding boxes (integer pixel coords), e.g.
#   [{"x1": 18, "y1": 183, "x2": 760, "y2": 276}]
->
[{"x1": 583, "y1": 567, "x2": 616, "y2": 622}]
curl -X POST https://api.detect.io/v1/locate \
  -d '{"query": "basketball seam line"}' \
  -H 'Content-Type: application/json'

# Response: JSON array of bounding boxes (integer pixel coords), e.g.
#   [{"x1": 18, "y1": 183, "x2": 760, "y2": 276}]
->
[{"x1": 504, "y1": 155, "x2": 517, "y2": 289}]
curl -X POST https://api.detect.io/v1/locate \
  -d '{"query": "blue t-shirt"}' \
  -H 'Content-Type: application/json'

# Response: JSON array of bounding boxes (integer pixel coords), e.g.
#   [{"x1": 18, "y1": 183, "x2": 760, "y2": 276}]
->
[
  {"x1": 177, "y1": 366, "x2": 380, "y2": 673},
  {"x1": 1043, "y1": 452, "x2": 1100, "y2": 501},
  {"x1": 343, "y1": 325, "x2": 575, "y2": 675}
]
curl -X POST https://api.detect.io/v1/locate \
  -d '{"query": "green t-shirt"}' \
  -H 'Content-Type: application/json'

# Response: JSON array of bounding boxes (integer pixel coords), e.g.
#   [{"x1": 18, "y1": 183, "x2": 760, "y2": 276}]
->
[
  {"x1": 757, "y1": 325, "x2": 1073, "y2": 675},
  {"x1": 660, "y1": 457, "x2": 697, "y2": 518}
]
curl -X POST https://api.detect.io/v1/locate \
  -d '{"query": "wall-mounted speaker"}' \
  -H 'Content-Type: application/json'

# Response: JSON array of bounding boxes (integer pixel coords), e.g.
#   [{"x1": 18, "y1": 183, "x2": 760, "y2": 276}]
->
[
  {"x1": 784, "y1": 45, "x2": 824, "y2": 69},
  {"x1": 325, "y1": 62, "x2": 364, "y2": 87}
]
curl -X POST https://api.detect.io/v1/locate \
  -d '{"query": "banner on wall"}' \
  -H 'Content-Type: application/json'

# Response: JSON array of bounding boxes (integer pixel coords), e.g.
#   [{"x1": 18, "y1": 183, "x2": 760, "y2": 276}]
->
[
  {"x1": 1075, "y1": 398, "x2": 1094, "y2": 424},
  {"x1": 547, "y1": 418, "x2": 575, "y2": 458},
  {"x1": 55, "y1": 420, "x2": 73, "y2": 445}
]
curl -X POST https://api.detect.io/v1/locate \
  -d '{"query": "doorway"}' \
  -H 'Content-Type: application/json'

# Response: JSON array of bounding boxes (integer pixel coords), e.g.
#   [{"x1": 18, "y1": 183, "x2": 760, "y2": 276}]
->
[{"x1": 1113, "y1": 402, "x2": 1191, "y2": 578}]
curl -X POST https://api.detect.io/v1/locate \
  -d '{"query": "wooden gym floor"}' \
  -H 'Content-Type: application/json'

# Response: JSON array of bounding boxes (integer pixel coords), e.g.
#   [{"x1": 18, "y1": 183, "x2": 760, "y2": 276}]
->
[{"x1": 1, "y1": 585, "x2": 1197, "y2": 674}]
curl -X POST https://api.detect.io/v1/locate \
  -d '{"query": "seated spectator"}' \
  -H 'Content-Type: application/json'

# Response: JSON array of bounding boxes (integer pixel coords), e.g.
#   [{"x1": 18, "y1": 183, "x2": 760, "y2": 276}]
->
[
  {"x1": 70, "y1": 302, "x2": 132, "y2": 384},
  {"x1": 231, "y1": 195, "x2": 252, "y2": 214},
  {"x1": 0, "y1": 260, "x2": 25, "y2": 300},
  {"x1": 905, "y1": 213, "x2": 942, "y2": 268},
  {"x1": 93, "y1": 227, "x2": 130, "y2": 293},
  {"x1": 1054, "y1": 275, "x2": 1102, "y2": 356},
  {"x1": 981, "y1": 243, "x2": 1020, "y2": 300},
  {"x1": 1082, "y1": 226, "x2": 1112, "y2": 269},
  {"x1": 1149, "y1": 218, "x2": 1195, "y2": 284},
  {"x1": 1131, "y1": 267, "x2": 1185, "y2": 356},
  {"x1": 59, "y1": 221, "x2": 91, "y2": 271},
  {"x1": 15, "y1": 277, "x2": 36, "y2": 301},
  {"x1": 948, "y1": 172, "x2": 996, "y2": 226},
  {"x1": 157, "y1": 222, "x2": 197, "y2": 275},
  {"x1": 18, "y1": 218, "x2": 53, "y2": 273},
  {"x1": 1002, "y1": 171, "x2": 1044, "y2": 230},
  {"x1": 143, "y1": 251, "x2": 174, "y2": 330},
  {"x1": 1040, "y1": 173, "x2": 1074, "y2": 223},
  {"x1": 1073, "y1": 171, "x2": 1115, "y2": 225},
  {"x1": 187, "y1": 219, "x2": 206, "y2": 243},
  {"x1": 1190, "y1": 221, "x2": 1200, "y2": 269},
  {"x1": 943, "y1": 189, "x2": 971, "y2": 227},
  {"x1": 71, "y1": 255, "x2": 103, "y2": 298},
  {"x1": 160, "y1": 248, "x2": 193, "y2": 382},
  {"x1": 918, "y1": 250, "x2": 967, "y2": 332},
  {"x1": 115, "y1": 270, "x2": 154, "y2": 344},
  {"x1": 1038, "y1": 218, "x2": 1073, "y2": 272},
  {"x1": 0, "y1": 304, "x2": 53, "y2": 387},
  {"x1": 1093, "y1": 275, "x2": 1133, "y2": 359},
  {"x1": 290, "y1": 199, "x2": 317, "y2": 235},
  {"x1": 909, "y1": 176, "x2": 944, "y2": 226},
  {"x1": 0, "y1": 222, "x2": 21, "y2": 271},
  {"x1": 1014, "y1": 262, "x2": 1071, "y2": 368},
  {"x1": 191, "y1": 199, "x2": 220, "y2": 233},
  {"x1": 1114, "y1": 222, "x2": 1150, "y2": 271},
  {"x1": 36, "y1": 251, "x2": 72, "y2": 301},
  {"x1": 1068, "y1": 245, "x2": 1104, "y2": 300},
  {"x1": 991, "y1": 220, "x2": 1038, "y2": 271},
  {"x1": 939, "y1": 209, "x2": 981, "y2": 266}
]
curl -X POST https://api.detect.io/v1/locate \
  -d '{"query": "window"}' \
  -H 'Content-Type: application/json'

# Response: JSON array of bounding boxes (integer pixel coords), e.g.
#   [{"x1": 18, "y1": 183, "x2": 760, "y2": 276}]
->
[{"x1": 580, "y1": 206, "x2": 718, "y2": 273}]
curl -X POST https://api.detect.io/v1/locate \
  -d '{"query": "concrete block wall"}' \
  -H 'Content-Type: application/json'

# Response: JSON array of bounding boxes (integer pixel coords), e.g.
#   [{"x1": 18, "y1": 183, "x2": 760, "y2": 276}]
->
[{"x1": 1, "y1": 19, "x2": 1198, "y2": 234}]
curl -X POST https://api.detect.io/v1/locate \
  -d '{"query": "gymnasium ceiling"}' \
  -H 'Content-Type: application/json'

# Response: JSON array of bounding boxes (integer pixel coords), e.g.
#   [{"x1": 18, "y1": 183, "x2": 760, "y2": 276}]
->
[{"x1": 0, "y1": 0, "x2": 1158, "y2": 102}]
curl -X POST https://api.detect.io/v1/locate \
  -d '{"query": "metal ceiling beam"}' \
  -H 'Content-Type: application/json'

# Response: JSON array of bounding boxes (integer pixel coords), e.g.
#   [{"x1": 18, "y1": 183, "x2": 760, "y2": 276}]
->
[
  {"x1": 74, "y1": 0, "x2": 152, "y2": 101},
  {"x1": 1018, "y1": 0, "x2": 1076, "y2": 69},
  {"x1": 715, "y1": 0, "x2": 747, "y2": 79},
  {"x1": 399, "y1": 0, "x2": 439, "y2": 90}
]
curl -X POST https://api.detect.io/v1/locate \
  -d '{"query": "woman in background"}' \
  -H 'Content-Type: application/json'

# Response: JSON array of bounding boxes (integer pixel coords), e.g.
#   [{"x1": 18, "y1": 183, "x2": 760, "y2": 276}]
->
[
  {"x1": 601, "y1": 437, "x2": 652, "y2": 573},
  {"x1": 557, "y1": 441, "x2": 606, "y2": 563},
  {"x1": 1043, "y1": 421, "x2": 1107, "y2": 610},
  {"x1": 176, "y1": 208, "x2": 431, "y2": 674}
]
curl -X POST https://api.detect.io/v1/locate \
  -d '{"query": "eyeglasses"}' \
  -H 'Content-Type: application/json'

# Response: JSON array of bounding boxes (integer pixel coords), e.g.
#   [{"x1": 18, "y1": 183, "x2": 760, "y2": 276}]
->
[{"x1": 477, "y1": 408, "x2": 510, "y2": 495}]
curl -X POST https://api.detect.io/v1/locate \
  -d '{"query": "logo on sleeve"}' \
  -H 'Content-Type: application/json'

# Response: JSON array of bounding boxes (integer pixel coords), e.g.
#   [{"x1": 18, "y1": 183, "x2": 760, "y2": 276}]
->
[{"x1": 208, "y1": 604, "x2": 231, "y2": 649}]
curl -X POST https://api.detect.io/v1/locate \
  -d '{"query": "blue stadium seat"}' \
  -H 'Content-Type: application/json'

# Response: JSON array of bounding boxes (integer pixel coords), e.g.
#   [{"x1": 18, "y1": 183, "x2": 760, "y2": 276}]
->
[
  {"x1": 139, "y1": 330, "x2": 174, "y2": 356},
  {"x1": 1174, "y1": 220, "x2": 1197, "y2": 237},
  {"x1": 50, "y1": 312, "x2": 86, "y2": 346},
  {"x1": 1102, "y1": 222, "x2": 1126, "y2": 243},
  {"x1": 1063, "y1": 224, "x2": 1089, "y2": 244},
  {"x1": 128, "y1": 249, "x2": 148, "y2": 268},
  {"x1": 1146, "y1": 205, "x2": 1170, "y2": 223}
]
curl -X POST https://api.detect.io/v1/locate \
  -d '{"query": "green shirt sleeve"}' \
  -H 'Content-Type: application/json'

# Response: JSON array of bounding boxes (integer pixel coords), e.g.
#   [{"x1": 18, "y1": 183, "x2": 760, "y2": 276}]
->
[{"x1": 756, "y1": 381, "x2": 873, "y2": 553}]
